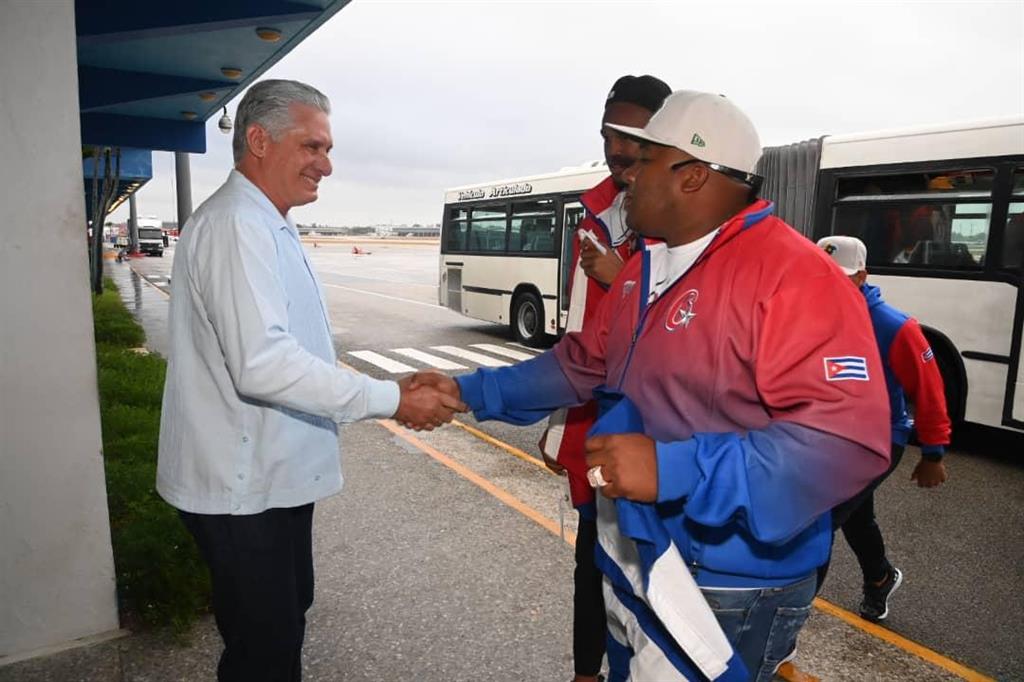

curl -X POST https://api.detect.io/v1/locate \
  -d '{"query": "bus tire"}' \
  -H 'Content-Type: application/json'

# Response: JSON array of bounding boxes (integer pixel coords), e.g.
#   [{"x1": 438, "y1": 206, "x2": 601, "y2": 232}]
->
[
  {"x1": 922, "y1": 327, "x2": 966, "y2": 428},
  {"x1": 511, "y1": 290, "x2": 545, "y2": 347},
  {"x1": 934, "y1": 347, "x2": 965, "y2": 428}
]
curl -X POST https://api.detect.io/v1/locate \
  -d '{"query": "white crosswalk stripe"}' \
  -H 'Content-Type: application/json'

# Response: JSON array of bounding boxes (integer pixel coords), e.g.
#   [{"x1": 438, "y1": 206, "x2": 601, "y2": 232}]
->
[
  {"x1": 470, "y1": 344, "x2": 536, "y2": 362},
  {"x1": 346, "y1": 350, "x2": 416, "y2": 373},
  {"x1": 507, "y1": 342, "x2": 543, "y2": 353},
  {"x1": 342, "y1": 343, "x2": 544, "y2": 373},
  {"x1": 430, "y1": 345, "x2": 510, "y2": 367},
  {"x1": 391, "y1": 348, "x2": 467, "y2": 370}
]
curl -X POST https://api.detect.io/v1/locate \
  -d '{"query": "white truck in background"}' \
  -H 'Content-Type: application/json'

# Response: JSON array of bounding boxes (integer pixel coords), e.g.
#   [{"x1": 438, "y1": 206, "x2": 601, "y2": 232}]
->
[{"x1": 136, "y1": 216, "x2": 164, "y2": 257}]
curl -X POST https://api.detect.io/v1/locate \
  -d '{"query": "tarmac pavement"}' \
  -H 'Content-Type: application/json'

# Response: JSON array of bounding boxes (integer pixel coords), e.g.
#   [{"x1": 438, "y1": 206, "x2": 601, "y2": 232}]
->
[{"x1": 0, "y1": 256, "x2": 988, "y2": 681}]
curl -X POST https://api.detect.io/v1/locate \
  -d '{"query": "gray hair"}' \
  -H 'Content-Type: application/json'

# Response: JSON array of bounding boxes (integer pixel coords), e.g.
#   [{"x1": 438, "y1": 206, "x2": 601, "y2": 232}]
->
[{"x1": 232, "y1": 79, "x2": 331, "y2": 163}]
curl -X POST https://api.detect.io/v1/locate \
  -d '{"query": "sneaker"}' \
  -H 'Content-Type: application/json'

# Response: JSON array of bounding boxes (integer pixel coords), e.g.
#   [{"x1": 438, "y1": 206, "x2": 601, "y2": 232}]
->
[{"x1": 860, "y1": 567, "x2": 903, "y2": 621}]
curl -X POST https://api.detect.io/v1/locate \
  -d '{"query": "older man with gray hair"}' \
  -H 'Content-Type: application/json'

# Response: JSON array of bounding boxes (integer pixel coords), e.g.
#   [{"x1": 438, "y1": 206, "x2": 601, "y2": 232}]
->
[{"x1": 157, "y1": 79, "x2": 462, "y2": 681}]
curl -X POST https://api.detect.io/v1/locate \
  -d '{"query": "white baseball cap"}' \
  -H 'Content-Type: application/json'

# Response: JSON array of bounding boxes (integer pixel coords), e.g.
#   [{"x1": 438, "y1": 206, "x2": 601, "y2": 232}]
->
[
  {"x1": 817, "y1": 235, "x2": 868, "y2": 275},
  {"x1": 605, "y1": 90, "x2": 763, "y2": 183}
]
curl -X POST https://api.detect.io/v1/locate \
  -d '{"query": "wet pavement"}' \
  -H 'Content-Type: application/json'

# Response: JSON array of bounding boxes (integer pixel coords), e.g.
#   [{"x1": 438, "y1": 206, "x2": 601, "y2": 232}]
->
[
  {"x1": 0, "y1": 249, "x2": 1004, "y2": 681},
  {"x1": 108, "y1": 256, "x2": 171, "y2": 355}
]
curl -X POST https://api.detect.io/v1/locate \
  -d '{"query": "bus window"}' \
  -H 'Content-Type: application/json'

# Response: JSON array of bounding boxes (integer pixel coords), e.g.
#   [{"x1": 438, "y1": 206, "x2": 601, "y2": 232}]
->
[
  {"x1": 1003, "y1": 169, "x2": 1024, "y2": 270},
  {"x1": 509, "y1": 199, "x2": 556, "y2": 254},
  {"x1": 445, "y1": 207, "x2": 469, "y2": 251},
  {"x1": 468, "y1": 205, "x2": 507, "y2": 252},
  {"x1": 832, "y1": 169, "x2": 993, "y2": 268}
]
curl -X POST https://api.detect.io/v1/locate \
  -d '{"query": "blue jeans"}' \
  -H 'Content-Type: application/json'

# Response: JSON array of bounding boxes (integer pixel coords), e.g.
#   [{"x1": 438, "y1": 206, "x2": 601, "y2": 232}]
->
[{"x1": 700, "y1": 573, "x2": 817, "y2": 682}]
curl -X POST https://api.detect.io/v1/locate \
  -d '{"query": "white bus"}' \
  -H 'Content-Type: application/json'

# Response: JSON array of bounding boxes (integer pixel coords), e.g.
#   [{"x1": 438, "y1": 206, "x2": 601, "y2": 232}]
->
[
  {"x1": 438, "y1": 163, "x2": 607, "y2": 345},
  {"x1": 761, "y1": 118, "x2": 1024, "y2": 434}
]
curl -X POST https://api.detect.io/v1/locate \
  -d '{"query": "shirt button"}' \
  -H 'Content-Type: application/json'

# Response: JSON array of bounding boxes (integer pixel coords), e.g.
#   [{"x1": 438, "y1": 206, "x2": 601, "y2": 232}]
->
[
  {"x1": 237, "y1": 473, "x2": 245, "y2": 480},
  {"x1": 241, "y1": 436, "x2": 250, "y2": 443},
  {"x1": 233, "y1": 504, "x2": 241, "y2": 512},
  {"x1": 314, "y1": 475, "x2": 321, "y2": 481}
]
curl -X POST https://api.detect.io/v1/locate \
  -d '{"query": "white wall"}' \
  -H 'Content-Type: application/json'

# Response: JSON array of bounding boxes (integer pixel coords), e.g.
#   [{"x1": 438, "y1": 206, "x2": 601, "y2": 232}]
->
[{"x1": 0, "y1": 1, "x2": 120, "y2": 658}]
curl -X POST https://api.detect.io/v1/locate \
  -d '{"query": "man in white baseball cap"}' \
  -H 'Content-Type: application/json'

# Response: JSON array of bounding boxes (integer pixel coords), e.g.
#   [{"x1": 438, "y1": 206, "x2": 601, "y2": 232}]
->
[
  {"x1": 606, "y1": 89, "x2": 763, "y2": 192},
  {"x1": 442, "y1": 90, "x2": 890, "y2": 679},
  {"x1": 818, "y1": 235, "x2": 868, "y2": 275},
  {"x1": 817, "y1": 235, "x2": 950, "y2": 624}
]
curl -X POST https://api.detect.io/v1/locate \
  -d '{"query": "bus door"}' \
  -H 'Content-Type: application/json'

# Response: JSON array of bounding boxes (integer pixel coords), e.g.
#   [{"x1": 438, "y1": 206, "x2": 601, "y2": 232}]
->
[
  {"x1": 1012, "y1": 284, "x2": 1024, "y2": 426},
  {"x1": 1006, "y1": 171, "x2": 1024, "y2": 426},
  {"x1": 559, "y1": 202, "x2": 586, "y2": 332}
]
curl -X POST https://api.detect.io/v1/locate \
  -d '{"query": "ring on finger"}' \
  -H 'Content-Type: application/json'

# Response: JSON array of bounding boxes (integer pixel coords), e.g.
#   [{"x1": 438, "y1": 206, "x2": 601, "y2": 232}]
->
[{"x1": 587, "y1": 465, "x2": 608, "y2": 488}]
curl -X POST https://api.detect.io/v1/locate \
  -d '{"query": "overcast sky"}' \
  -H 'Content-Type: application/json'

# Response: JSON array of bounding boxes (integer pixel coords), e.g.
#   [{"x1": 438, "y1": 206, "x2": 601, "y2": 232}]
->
[{"x1": 110, "y1": 0, "x2": 1024, "y2": 227}]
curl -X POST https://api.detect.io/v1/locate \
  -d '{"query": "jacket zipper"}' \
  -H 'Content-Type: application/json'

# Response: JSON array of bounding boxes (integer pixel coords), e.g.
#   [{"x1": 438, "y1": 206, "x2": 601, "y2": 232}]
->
[{"x1": 614, "y1": 236, "x2": 720, "y2": 390}]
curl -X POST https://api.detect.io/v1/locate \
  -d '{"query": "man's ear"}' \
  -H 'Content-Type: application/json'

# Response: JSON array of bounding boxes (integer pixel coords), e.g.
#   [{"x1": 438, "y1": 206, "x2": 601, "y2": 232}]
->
[
  {"x1": 246, "y1": 124, "x2": 269, "y2": 159},
  {"x1": 677, "y1": 163, "x2": 710, "y2": 194}
]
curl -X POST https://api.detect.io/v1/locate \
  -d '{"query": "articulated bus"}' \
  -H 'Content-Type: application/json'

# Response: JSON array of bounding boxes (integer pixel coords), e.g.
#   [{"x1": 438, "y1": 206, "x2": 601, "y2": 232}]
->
[
  {"x1": 761, "y1": 118, "x2": 1024, "y2": 434},
  {"x1": 438, "y1": 163, "x2": 607, "y2": 345},
  {"x1": 440, "y1": 118, "x2": 1023, "y2": 434}
]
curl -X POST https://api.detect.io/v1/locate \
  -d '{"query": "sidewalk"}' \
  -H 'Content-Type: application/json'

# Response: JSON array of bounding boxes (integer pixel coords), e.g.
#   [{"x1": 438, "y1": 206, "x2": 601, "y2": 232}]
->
[{"x1": 0, "y1": 259, "x2": 967, "y2": 681}]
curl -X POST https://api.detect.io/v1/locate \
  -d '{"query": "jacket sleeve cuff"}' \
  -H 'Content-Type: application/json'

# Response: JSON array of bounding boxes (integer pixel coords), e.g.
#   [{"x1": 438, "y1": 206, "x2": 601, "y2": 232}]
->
[
  {"x1": 920, "y1": 444, "x2": 945, "y2": 460},
  {"x1": 655, "y1": 439, "x2": 701, "y2": 503},
  {"x1": 362, "y1": 377, "x2": 401, "y2": 419},
  {"x1": 455, "y1": 373, "x2": 484, "y2": 413}
]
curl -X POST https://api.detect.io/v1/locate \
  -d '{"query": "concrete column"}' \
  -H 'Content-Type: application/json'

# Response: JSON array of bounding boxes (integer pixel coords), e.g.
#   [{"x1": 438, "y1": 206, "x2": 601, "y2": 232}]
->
[
  {"x1": 0, "y1": 0, "x2": 119, "y2": 660},
  {"x1": 174, "y1": 151, "x2": 192, "y2": 231},
  {"x1": 128, "y1": 192, "x2": 139, "y2": 253}
]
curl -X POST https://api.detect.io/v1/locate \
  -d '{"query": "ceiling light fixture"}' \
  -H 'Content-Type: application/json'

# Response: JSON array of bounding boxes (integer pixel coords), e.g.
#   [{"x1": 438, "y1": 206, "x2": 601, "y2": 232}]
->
[
  {"x1": 198, "y1": 92, "x2": 217, "y2": 102},
  {"x1": 255, "y1": 27, "x2": 283, "y2": 42},
  {"x1": 220, "y1": 67, "x2": 243, "y2": 79},
  {"x1": 181, "y1": 111, "x2": 197, "y2": 120}
]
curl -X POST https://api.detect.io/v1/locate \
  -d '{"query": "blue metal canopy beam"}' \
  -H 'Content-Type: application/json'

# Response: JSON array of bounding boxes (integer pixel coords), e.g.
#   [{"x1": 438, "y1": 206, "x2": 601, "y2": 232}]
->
[
  {"x1": 82, "y1": 147, "x2": 154, "y2": 219},
  {"x1": 76, "y1": 1, "x2": 325, "y2": 45},
  {"x1": 81, "y1": 113, "x2": 206, "y2": 153},
  {"x1": 74, "y1": 0, "x2": 349, "y2": 153},
  {"x1": 79, "y1": 66, "x2": 233, "y2": 111}
]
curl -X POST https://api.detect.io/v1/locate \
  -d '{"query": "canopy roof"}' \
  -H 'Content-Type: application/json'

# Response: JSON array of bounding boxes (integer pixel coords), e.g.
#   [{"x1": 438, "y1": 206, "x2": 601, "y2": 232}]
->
[{"x1": 74, "y1": 0, "x2": 349, "y2": 214}]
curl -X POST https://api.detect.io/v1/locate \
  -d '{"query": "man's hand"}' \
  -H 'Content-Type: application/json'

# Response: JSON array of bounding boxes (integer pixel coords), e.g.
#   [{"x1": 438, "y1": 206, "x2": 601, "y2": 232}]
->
[
  {"x1": 580, "y1": 238, "x2": 624, "y2": 286},
  {"x1": 911, "y1": 458, "x2": 948, "y2": 488},
  {"x1": 408, "y1": 370, "x2": 462, "y2": 401},
  {"x1": 538, "y1": 431, "x2": 566, "y2": 475},
  {"x1": 394, "y1": 372, "x2": 466, "y2": 431},
  {"x1": 584, "y1": 433, "x2": 658, "y2": 502}
]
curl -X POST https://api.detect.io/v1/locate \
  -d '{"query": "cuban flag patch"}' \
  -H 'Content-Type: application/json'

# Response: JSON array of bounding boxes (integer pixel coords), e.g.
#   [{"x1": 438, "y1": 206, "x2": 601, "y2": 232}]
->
[
  {"x1": 824, "y1": 356, "x2": 870, "y2": 381},
  {"x1": 922, "y1": 347, "x2": 935, "y2": 363}
]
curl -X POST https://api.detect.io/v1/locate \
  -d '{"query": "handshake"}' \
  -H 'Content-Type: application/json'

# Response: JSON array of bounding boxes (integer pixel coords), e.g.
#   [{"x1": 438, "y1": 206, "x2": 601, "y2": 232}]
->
[{"x1": 393, "y1": 371, "x2": 467, "y2": 431}]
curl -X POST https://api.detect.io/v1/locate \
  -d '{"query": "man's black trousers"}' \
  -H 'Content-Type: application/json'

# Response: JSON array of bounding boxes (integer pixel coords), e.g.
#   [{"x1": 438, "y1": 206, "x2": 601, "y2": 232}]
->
[
  {"x1": 180, "y1": 503, "x2": 315, "y2": 682},
  {"x1": 839, "y1": 444, "x2": 905, "y2": 583},
  {"x1": 818, "y1": 444, "x2": 905, "y2": 590},
  {"x1": 574, "y1": 515, "x2": 607, "y2": 676}
]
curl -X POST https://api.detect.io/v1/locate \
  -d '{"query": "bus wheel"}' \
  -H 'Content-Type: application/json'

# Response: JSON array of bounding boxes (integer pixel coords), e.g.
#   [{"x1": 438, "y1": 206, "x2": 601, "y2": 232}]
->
[
  {"x1": 512, "y1": 291, "x2": 545, "y2": 346},
  {"x1": 934, "y1": 345, "x2": 965, "y2": 428}
]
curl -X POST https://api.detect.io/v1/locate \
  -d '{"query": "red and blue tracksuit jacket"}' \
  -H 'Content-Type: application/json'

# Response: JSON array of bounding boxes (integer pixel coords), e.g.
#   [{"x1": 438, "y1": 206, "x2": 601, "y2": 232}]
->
[
  {"x1": 543, "y1": 175, "x2": 635, "y2": 510},
  {"x1": 456, "y1": 199, "x2": 891, "y2": 586},
  {"x1": 861, "y1": 284, "x2": 951, "y2": 456}
]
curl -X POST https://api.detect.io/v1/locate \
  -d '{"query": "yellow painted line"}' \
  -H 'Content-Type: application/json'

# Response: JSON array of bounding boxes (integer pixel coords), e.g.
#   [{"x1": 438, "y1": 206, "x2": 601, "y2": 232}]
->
[
  {"x1": 776, "y1": 661, "x2": 819, "y2": 682},
  {"x1": 343, "y1": 366, "x2": 991, "y2": 679},
  {"x1": 812, "y1": 597, "x2": 994, "y2": 681},
  {"x1": 377, "y1": 418, "x2": 576, "y2": 546},
  {"x1": 450, "y1": 418, "x2": 556, "y2": 475},
  {"x1": 416, "y1": 417, "x2": 993, "y2": 682}
]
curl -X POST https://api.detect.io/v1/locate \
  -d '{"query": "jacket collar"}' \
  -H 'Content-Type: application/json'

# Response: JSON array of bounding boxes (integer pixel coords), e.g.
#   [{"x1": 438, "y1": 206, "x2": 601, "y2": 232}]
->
[
  {"x1": 634, "y1": 199, "x2": 776, "y2": 306},
  {"x1": 580, "y1": 175, "x2": 620, "y2": 218}
]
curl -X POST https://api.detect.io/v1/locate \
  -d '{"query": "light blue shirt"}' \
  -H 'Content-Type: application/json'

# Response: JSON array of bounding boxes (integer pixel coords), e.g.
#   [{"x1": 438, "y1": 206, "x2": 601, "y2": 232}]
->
[{"x1": 157, "y1": 170, "x2": 400, "y2": 514}]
